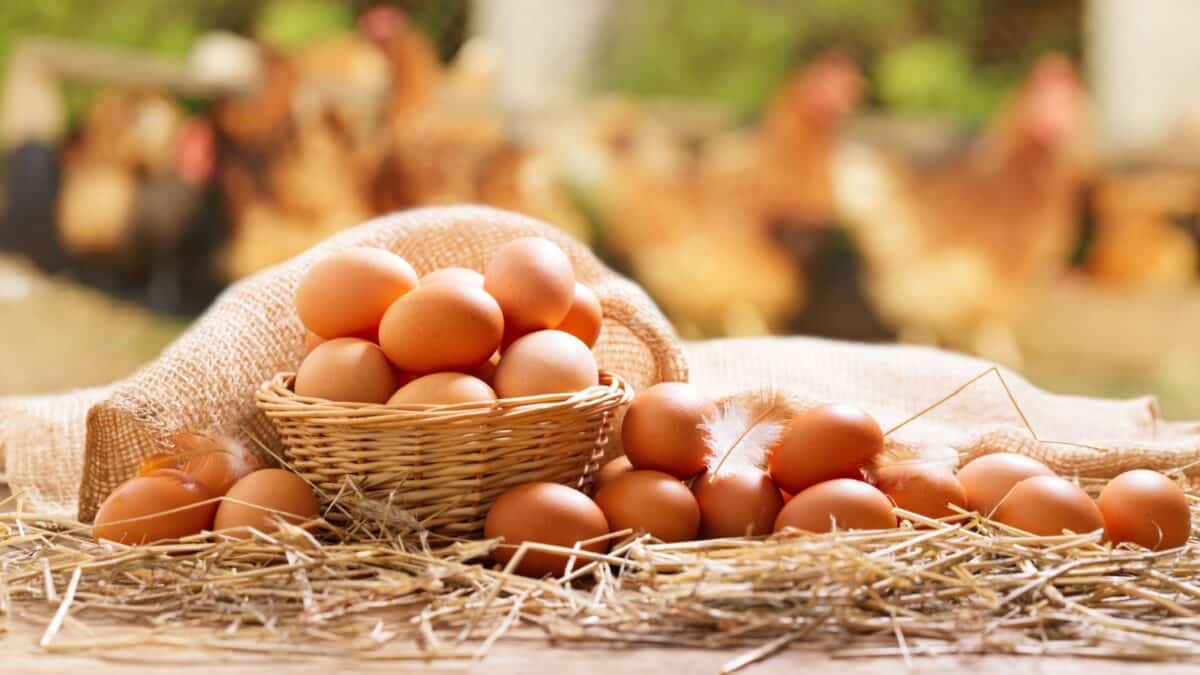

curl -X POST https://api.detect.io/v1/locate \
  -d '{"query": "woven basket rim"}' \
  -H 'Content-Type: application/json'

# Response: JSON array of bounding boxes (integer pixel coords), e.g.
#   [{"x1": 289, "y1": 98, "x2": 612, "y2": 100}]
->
[{"x1": 256, "y1": 371, "x2": 633, "y2": 422}]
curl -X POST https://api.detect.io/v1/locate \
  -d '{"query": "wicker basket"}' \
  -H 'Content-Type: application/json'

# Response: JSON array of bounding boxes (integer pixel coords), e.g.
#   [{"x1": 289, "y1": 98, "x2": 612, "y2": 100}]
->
[{"x1": 255, "y1": 371, "x2": 634, "y2": 536}]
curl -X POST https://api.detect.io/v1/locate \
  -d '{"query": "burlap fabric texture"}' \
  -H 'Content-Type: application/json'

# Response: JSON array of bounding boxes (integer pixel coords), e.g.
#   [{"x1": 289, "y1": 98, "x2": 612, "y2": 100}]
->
[
  {"x1": 1, "y1": 206, "x2": 688, "y2": 521},
  {"x1": 3, "y1": 206, "x2": 1200, "y2": 522},
  {"x1": 689, "y1": 337, "x2": 1200, "y2": 479}
]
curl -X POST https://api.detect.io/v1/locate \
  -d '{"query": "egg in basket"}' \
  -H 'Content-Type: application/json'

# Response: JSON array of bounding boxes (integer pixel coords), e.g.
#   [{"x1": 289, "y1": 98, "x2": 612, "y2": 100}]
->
[{"x1": 255, "y1": 237, "x2": 634, "y2": 535}]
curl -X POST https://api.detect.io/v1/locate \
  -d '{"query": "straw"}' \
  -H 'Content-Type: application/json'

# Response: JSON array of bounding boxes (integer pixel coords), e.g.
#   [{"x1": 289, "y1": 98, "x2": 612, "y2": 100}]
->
[
  {"x1": 3, "y1": 496, "x2": 1199, "y2": 665},
  {"x1": 4, "y1": 366, "x2": 1200, "y2": 666}
]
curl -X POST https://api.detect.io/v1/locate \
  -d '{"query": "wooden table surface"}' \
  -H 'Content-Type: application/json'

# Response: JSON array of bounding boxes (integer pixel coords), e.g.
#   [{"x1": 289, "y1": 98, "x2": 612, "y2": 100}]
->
[
  {"x1": 1, "y1": 482, "x2": 1195, "y2": 674},
  {"x1": 4, "y1": 623, "x2": 1199, "y2": 675}
]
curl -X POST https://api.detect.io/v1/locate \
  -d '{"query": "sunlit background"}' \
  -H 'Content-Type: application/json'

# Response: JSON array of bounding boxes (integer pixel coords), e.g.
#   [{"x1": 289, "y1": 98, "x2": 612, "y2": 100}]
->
[{"x1": 1, "y1": 0, "x2": 1199, "y2": 417}]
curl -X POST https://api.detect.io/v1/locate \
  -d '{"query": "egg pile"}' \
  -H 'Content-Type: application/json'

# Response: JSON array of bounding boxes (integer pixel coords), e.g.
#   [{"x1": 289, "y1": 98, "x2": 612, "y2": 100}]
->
[
  {"x1": 294, "y1": 237, "x2": 603, "y2": 405},
  {"x1": 93, "y1": 434, "x2": 320, "y2": 544},
  {"x1": 487, "y1": 383, "x2": 1193, "y2": 577},
  {"x1": 90, "y1": 237, "x2": 604, "y2": 547}
]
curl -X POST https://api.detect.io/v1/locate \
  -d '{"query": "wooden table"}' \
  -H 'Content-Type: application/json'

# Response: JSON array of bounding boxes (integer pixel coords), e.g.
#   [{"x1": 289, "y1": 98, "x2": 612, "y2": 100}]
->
[{"x1": 4, "y1": 624, "x2": 1198, "y2": 675}]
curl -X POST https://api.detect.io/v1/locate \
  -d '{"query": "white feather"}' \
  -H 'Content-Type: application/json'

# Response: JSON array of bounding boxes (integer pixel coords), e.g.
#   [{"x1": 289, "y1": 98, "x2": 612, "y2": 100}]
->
[
  {"x1": 874, "y1": 441, "x2": 960, "y2": 474},
  {"x1": 701, "y1": 393, "x2": 789, "y2": 475}
]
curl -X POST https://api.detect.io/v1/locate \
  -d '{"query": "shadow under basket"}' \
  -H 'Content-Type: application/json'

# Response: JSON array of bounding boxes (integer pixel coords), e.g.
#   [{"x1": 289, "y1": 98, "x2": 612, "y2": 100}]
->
[{"x1": 255, "y1": 371, "x2": 634, "y2": 536}]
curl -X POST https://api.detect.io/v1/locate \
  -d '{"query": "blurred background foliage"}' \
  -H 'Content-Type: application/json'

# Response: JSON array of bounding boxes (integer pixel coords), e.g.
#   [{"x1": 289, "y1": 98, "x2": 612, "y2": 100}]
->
[
  {"x1": 3, "y1": 0, "x2": 1199, "y2": 422},
  {"x1": 0, "y1": 0, "x2": 469, "y2": 124},
  {"x1": 599, "y1": 0, "x2": 1080, "y2": 124},
  {"x1": 0, "y1": 0, "x2": 1080, "y2": 124}
]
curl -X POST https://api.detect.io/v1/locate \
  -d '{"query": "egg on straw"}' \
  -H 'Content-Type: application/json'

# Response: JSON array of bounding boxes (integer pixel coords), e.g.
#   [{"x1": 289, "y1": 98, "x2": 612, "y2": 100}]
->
[
  {"x1": 693, "y1": 388, "x2": 794, "y2": 538},
  {"x1": 867, "y1": 443, "x2": 967, "y2": 521}
]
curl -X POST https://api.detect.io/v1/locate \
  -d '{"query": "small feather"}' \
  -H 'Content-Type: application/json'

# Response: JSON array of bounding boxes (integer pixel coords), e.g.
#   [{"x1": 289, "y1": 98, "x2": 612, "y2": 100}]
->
[
  {"x1": 869, "y1": 441, "x2": 960, "y2": 480},
  {"x1": 171, "y1": 431, "x2": 263, "y2": 474},
  {"x1": 702, "y1": 388, "x2": 797, "y2": 476}
]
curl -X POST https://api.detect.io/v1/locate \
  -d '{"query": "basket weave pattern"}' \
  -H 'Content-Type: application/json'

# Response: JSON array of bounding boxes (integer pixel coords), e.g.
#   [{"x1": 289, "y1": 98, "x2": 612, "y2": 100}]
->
[{"x1": 256, "y1": 371, "x2": 634, "y2": 535}]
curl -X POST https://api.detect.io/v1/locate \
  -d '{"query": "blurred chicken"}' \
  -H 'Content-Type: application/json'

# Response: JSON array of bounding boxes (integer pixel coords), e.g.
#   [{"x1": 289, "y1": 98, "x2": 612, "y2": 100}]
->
[
  {"x1": 579, "y1": 98, "x2": 701, "y2": 258},
  {"x1": 135, "y1": 118, "x2": 224, "y2": 312},
  {"x1": 613, "y1": 157, "x2": 807, "y2": 336},
  {"x1": 291, "y1": 33, "x2": 391, "y2": 149},
  {"x1": 364, "y1": 6, "x2": 508, "y2": 213},
  {"x1": 214, "y1": 48, "x2": 294, "y2": 150},
  {"x1": 221, "y1": 112, "x2": 376, "y2": 279},
  {"x1": 359, "y1": 6, "x2": 443, "y2": 132},
  {"x1": 361, "y1": 6, "x2": 589, "y2": 239},
  {"x1": 58, "y1": 92, "x2": 184, "y2": 260},
  {"x1": 1, "y1": 47, "x2": 68, "y2": 272},
  {"x1": 218, "y1": 23, "x2": 394, "y2": 279},
  {"x1": 703, "y1": 49, "x2": 865, "y2": 230},
  {"x1": 1086, "y1": 168, "x2": 1200, "y2": 289},
  {"x1": 477, "y1": 145, "x2": 592, "y2": 242},
  {"x1": 590, "y1": 51, "x2": 864, "y2": 336},
  {"x1": 220, "y1": 6, "x2": 590, "y2": 278},
  {"x1": 835, "y1": 55, "x2": 1089, "y2": 366},
  {"x1": 633, "y1": 210, "x2": 807, "y2": 338},
  {"x1": 1085, "y1": 109, "x2": 1200, "y2": 289},
  {"x1": 371, "y1": 109, "x2": 506, "y2": 211},
  {"x1": 57, "y1": 91, "x2": 220, "y2": 310}
]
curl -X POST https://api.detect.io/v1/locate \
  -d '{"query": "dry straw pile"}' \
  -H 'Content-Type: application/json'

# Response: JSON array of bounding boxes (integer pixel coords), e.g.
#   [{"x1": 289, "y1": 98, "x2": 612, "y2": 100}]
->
[
  {"x1": 2, "y1": 474, "x2": 1198, "y2": 671},
  {"x1": 4, "y1": 364, "x2": 1200, "y2": 669}
]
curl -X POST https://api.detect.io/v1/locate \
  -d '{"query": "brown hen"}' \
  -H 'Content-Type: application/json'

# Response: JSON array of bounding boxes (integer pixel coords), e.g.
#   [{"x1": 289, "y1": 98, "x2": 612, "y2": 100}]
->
[
  {"x1": 835, "y1": 55, "x2": 1090, "y2": 365},
  {"x1": 594, "y1": 51, "x2": 864, "y2": 336}
]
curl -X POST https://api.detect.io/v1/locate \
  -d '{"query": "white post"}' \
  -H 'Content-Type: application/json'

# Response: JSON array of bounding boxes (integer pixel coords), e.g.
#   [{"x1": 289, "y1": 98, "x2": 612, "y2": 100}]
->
[
  {"x1": 1088, "y1": 0, "x2": 1200, "y2": 154},
  {"x1": 470, "y1": 0, "x2": 611, "y2": 115}
]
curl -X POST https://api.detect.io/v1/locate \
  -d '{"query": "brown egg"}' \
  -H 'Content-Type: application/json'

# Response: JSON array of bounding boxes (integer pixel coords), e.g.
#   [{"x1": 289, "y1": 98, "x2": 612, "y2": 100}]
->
[
  {"x1": 874, "y1": 462, "x2": 967, "y2": 520},
  {"x1": 295, "y1": 247, "x2": 417, "y2": 339},
  {"x1": 621, "y1": 382, "x2": 716, "y2": 480},
  {"x1": 182, "y1": 450, "x2": 263, "y2": 498},
  {"x1": 137, "y1": 431, "x2": 228, "y2": 475},
  {"x1": 139, "y1": 433, "x2": 263, "y2": 497},
  {"x1": 773, "y1": 479, "x2": 897, "y2": 534},
  {"x1": 379, "y1": 283, "x2": 504, "y2": 374},
  {"x1": 391, "y1": 368, "x2": 418, "y2": 390},
  {"x1": 768, "y1": 404, "x2": 883, "y2": 494},
  {"x1": 354, "y1": 324, "x2": 381, "y2": 344},
  {"x1": 493, "y1": 330, "x2": 598, "y2": 398},
  {"x1": 303, "y1": 330, "x2": 325, "y2": 355},
  {"x1": 421, "y1": 267, "x2": 484, "y2": 288},
  {"x1": 485, "y1": 482, "x2": 610, "y2": 577},
  {"x1": 957, "y1": 453, "x2": 1055, "y2": 517},
  {"x1": 594, "y1": 470, "x2": 700, "y2": 542},
  {"x1": 471, "y1": 352, "x2": 500, "y2": 384},
  {"x1": 593, "y1": 456, "x2": 634, "y2": 495},
  {"x1": 93, "y1": 469, "x2": 217, "y2": 544},
  {"x1": 555, "y1": 283, "x2": 603, "y2": 348},
  {"x1": 499, "y1": 319, "x2": 534, "y2": 353},
  {"x1": 484, "y1": 237, "x2": 575, "y2": 329},
  {"x1": 693, "y1": 468, "x2": 784, "y2": 538},
  {"x1": 992, "y1": 475, "x2": 1104, "y2": 536},
  {"x1": 387, "y1": 372, "x2": 497, "y2": 406},
  {"x1": 214, "y1": 469, "x2": 320, "y2": 537},
  {"x1": 1098, "y1": 470, "x2": 1191, "y2": 550},
  {"x1": 294, "y1": 338, "x2": 398, "y2": 404}
]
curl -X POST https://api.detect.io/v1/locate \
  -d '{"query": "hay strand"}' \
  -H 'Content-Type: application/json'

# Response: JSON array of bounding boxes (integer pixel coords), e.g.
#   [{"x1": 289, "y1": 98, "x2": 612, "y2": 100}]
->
[{"x1": 4, "y1": 366, "x2": 1200, "y2": 666}]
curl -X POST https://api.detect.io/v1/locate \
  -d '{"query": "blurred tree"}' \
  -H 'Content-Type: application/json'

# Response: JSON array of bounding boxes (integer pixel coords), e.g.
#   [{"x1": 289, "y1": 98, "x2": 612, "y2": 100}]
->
[
  {"x1": 0, "y1": 0, "x2": 467, "y2": 128},
  {"x1": 597, "y1": 0, "x2": 1081, "y2": 124},
  {"x1": 254, "y1": 0, "x2": 355, "y2": 52},
  {"x1": 0, "y1": 1, "x2": 254, "y2": 125},
  {"x1": 875, "y1": 38, "x2": 1009, "y2": 124}
]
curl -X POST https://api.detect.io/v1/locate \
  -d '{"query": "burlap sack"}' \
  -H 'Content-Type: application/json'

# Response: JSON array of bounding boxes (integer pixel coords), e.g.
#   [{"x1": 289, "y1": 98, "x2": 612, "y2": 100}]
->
[
  {"x1": 687, "y1": 336, "x2": 1200, "y2": 477},
  {"x1": 1, "y1": 206, "x2": 688, "y2": 520},
  {"x1": 4, "y1": 206, "x2": 1200, "y2": 523}
]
